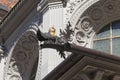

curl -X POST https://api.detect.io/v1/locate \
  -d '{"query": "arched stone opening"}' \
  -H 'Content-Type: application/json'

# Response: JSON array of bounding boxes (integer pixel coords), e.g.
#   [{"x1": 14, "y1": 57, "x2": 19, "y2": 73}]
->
[
  {"x1": 4, "y1": 30, "x2": 40, "y2": 80},
  {"x1": 69, "y1": 0, "x2": 120, "y2": 48}
]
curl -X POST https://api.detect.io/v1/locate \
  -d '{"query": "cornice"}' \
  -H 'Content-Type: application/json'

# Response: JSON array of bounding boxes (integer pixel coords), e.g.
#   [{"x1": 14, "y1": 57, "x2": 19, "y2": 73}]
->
[
  {"x1": 41, "y1": 43, "x2": 120, "y2": 80},
  {"x1": 39, "y1": 0, "x2": 68, "y2": 13}
]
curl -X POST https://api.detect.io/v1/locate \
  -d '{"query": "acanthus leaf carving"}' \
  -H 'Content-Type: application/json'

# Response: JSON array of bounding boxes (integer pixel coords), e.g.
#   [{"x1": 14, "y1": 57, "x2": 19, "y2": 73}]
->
[{"x1": 60, "y1": 21, "x2": 74, "y2": 43}]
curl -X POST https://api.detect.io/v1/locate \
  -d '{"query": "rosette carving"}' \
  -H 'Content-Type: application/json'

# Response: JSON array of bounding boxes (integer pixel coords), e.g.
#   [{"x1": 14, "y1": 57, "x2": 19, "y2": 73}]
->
[
  {"x1": 65, "y1": 0, "x2": 120, "y2": 47},
  {"x1": 90, "y1": 7, "x2": 103, "y2": 20},
  {"x1": 75, "y1": 31, "x2": 85, "y2": 43},
  {"x1": 103, "y1": 0, "x2": 117, "y2": 14},
  {"x1": 80, "y1": 18, "x2": 93, "y2": 32},
  {"x1": 74, "y1": 17, "x2": 94, "y2": 47}
]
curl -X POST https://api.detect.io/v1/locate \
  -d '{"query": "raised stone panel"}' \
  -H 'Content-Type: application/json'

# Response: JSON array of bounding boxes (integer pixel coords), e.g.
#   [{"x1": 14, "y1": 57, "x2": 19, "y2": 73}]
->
[
  {"x1": 1, "y1": 0, "x2": 120, "y2": 80},
  {"x1": 4, "y1": 30, "x2": 39, "y2": 80}
]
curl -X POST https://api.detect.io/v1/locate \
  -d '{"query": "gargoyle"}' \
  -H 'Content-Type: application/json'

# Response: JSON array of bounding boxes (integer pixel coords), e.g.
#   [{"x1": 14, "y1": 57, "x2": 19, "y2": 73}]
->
[{"x1": 37, "y1": 27, "x2": 66, "y2": 58}]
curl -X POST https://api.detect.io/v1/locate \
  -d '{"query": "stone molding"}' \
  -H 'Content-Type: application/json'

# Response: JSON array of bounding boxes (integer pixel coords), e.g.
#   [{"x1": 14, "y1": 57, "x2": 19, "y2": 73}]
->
[
  {"x1": 0, "y1": 0, "x2": 40, "y2": 42},
  {"x1": 4, "y1": 27, "x2": 40, "y2": 80},
  {"x1": 59, "y1": 57, "x2": 120, "y2": 80},
  {"x1": 65, "y1": 0, "x2": 120, "y2": 47},
  {"x1": 65, "y1": 0, "x2": 86, "y2": 23},
  {"x1": 3, "y1": 12, "x2": 42, "y2": 80}
]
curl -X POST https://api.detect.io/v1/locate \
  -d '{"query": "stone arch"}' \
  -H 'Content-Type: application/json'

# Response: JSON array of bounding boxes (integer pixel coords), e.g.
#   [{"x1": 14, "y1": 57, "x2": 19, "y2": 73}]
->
[
  {"x1": 4, "y1": 28, "x2": 40, "y2": 80},
  {"x1": 68, "y1": 0, "x2": 120, "y2": 48}
]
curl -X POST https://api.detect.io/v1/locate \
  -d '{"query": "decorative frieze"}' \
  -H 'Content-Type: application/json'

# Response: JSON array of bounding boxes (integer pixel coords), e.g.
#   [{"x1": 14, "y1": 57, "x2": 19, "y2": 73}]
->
[
  {"x1": 65, "y1": 0, "x2": 84, "y2": 22},
  {"x1": 64, "y1": 0, "x2": 120, "y2": 47},
  {"x1": 69, "y1": 16, "x2": 95, "y2": 47}
]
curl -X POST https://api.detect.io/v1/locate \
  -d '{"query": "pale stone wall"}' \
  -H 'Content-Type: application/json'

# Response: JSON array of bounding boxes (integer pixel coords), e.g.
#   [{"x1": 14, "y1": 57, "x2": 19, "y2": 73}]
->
[
  {"x1": 40, "y1": 1, "x2": 65, "y2": 79},
  {"x1": 1, "y1": 0, "x2": 120, "y2": 80}
]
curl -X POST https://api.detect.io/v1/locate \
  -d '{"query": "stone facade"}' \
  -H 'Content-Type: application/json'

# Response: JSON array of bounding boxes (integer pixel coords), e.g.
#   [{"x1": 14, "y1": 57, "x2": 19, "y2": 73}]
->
[{"x1": 0, "y1": 0, "x2": 120, "y2": 80}]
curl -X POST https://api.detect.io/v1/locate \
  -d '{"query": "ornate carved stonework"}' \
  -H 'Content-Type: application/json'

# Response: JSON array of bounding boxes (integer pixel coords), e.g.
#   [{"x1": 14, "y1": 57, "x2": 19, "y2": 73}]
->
[
  {"x1": 4, "y1": 30, "x2": 39, "y2": 80},
  {"x1": 75, "y1": 31, "x2": 86, "y2": 44},
  {"x1": 103, "y1": 0, "x2": 117, "y2": 14},
  {"x1": 72, "y1": 17, "x2": 94, "y2": 47},
  {"x1": 66, "y1": 0, "x2": 120, "y2": 47},
  {"x1": 2, "y1": 0, "x2": 120, "y2": 80},
  {"x1": 71, "y1": 65, "x2": 120, "y2": 80},
  {"x1": 89, "y1": 5, "x2": 103, "y2": 21},
  {"x1": 60, "y1": 21, "x2": 74, "y2": 43},
  {"x1": 58, "y1": 57, "x2": 120, "y2": 80},
  {"x1": 65, "y1": 0, "x2": 84, "y2": 22}
]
